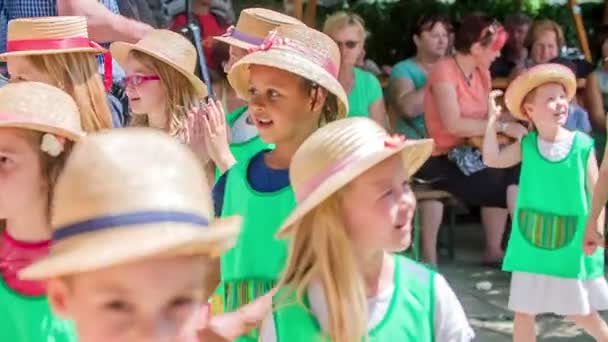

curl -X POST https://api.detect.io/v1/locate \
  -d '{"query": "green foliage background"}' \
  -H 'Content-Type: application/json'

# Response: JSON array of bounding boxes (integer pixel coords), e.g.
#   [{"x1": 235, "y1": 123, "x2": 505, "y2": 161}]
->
[{"x1": 235, "y1": 0, "x2": 606, "y2": 65}]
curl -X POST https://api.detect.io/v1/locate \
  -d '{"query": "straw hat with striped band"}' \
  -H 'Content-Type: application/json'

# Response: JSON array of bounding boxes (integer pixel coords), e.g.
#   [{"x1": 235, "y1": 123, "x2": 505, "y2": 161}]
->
[
  {"x1": 111, "y1": 29, "x2": 208, "y2": 97},
  {"x1": 504, "y1": 63, "x2": 577, "y2": 121},
  {"x1": 277, "y1": 117, "x2": 433, "y2": 237},
  {"x1": 228, "y1": 25, "x2": 349, "y2": 118},
  {"x1": 214, "y1": 8, "x2": 304, "y2": 50},
  {"x1": 20, "y1": 128, "x2": 241, "y2": 280},
  {"x1": 0, "y1": 82, "x2": 83, "y2": 142}
]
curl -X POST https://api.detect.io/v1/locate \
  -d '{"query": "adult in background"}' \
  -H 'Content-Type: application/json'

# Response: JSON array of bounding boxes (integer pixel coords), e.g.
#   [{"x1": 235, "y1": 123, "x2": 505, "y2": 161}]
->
[
  {"x1": 420, "y1": 13, "x2": 527, "y2": 266},
  {"x1": 490, "y1": 13, "x2": 531, "y2": 78},
  {"x1": 323, "y1": 12, "x2": 386, "y2": 127},
  {"x1": 387, "y1": 13, "x2": 451, "y2": 264}
]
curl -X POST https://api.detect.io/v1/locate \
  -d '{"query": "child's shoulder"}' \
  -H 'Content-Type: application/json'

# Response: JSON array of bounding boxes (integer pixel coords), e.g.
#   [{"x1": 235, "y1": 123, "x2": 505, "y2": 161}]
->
[{"x1": 394, "y1": 255, "x2": 436, "y2": 283}]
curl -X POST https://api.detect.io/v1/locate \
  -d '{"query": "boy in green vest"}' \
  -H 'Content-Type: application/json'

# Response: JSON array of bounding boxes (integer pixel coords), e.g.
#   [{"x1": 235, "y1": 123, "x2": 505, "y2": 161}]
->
[
  {"x1": 483, "y1": 64, "x2": 608, "y2": 341},
  {"x1": 260, "y1": 117, "x2": 473, "y2": 341}
]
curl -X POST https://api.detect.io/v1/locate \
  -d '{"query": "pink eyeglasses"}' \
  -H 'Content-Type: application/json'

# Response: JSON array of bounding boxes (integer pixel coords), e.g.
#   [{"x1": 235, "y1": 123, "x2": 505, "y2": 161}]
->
[{"x1": 121, "y1": 74, "x2": 160, "y2": 88}]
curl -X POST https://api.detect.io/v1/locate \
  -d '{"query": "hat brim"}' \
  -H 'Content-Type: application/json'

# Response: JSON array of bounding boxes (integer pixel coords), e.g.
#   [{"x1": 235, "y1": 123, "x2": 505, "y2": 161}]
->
[
  {"x1": 213, "y1": 35, "x2": 255, "y2": 50},
  {"x1": 0, "y1": 121, "x2": 84, "y2": 141},
  {"x1": 110, "y1": 42, "x2": 208, "y2": 98},
  {"x1": 277, "y1": 139, "x2": 433, "y2": 237},
  {"x1": 0, "y1": 47, "x2": 104, "y2": 60},
  {"x1": 227, "y1": 49, "x2": 349, "y2": 118},
  {"x1": 505, "y1": 64, "x2": 577, "y2": 121},
  {"x1": 20, "y1": 216, "x2": 241, "y2": 280}
]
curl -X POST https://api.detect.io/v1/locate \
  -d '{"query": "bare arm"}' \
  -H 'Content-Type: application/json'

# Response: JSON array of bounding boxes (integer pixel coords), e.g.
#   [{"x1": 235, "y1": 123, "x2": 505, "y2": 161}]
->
[
  {"x1": 388, "y1": 78, "x2": 424, "y2": 118},
  {"x1": 584, "y1": 72, "x2": 606, "y2": 131},
  {"x1": 432, "y1": 82, "x2": 488, "y2": 137},
  {"x1": 588, "y1": 145, "x2": 608, "y2": 228},
  {"x1": 481, "y1": 119, "x2": 522, "y2": 168},
  {"x1": 57, "y1": 0, "x2": 153, "y2": 43},
  {"x1": 368, "y1": 98, "x2": 388, "y2": 129}
]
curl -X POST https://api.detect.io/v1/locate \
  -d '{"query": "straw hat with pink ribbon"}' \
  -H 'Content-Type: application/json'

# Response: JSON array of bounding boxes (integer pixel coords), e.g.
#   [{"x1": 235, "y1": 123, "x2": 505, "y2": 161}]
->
[
  {"x1": 277, "y1": 117, "x2": 433, "y2": 236},
  {"x1": 0, "y1": 16, "x2": 112, "y2": 91},
  {"x1": 228, "y1": 24, "x2": 349, "y2": 117},
  {"x1": 0, "y1": 82, "x2": 84, "y2": 158},
  {"x1": 20, "y1": 128, "x2": 241, "y2": 281},
  {"x1": 214, "y1": 7, "x2": 304, "y2": 50}
]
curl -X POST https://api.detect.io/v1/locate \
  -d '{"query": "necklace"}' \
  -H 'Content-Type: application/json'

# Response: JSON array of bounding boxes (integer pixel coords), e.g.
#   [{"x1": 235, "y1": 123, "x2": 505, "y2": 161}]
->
[{"x1": 454, "y1": 56, "x2": 474, "y2": 87}]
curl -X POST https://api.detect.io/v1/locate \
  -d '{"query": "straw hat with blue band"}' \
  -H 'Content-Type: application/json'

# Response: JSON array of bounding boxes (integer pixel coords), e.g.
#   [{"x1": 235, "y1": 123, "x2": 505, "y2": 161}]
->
[
  {"x1": 20, "y1": 128, "x2": 241, "y2": 280},
  {"x1": 213, "y1": 8, "x2": 304, "y2": 50}
]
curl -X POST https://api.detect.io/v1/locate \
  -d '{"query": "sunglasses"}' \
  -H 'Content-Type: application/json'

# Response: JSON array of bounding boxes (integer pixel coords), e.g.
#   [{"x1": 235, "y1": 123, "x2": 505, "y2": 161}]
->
[
  {"x1": 335, "y1": 40, "x2": 360, "y2": 49},
  {"x1": 121, "y1": 74, "x2": 160, "y2": 88}
]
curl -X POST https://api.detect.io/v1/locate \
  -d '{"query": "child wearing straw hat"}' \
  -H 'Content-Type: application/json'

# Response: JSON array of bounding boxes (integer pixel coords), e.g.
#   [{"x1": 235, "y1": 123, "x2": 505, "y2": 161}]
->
[
  {"x1": 260, "y1": 117, "x2": 473, "y2": 341},
  {"x1": 205, "y1": 8, "x2": 304, "y2": 179},
  {"x1": 211, "y1": 24, "x2": 348, "y2": 338},
  {"x1": 482, "y1": 64, "x2": 608, "y2": 340},
  {"x1": 18, "y1": 128, "x2": 244, "y2": 342},
  {"x1": 0, "y1": 82, "x2": 84, "y2": 341},
  {"x1": 0, "y1": 17, "x2": 120, "y2": 130}
]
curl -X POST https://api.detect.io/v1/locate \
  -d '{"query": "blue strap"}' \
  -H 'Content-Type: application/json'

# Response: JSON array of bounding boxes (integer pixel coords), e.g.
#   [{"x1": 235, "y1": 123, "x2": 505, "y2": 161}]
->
[{"x1": 53, "y1": 211, "x2": 209, "y2": 241}]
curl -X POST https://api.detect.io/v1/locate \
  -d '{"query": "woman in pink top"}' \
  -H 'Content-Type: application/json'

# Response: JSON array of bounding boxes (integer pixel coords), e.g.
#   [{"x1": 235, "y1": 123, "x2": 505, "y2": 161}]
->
[{"x1": 419, "y1": 14, "x2": 528, "y2": 266}]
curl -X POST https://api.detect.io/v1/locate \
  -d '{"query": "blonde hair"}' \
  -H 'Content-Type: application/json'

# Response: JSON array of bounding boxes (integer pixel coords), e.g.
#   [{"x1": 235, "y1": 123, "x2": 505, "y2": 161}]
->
[
  {"x1": 28, "y1": 53, "x2": 113, "y2": 132},
  {"x1": 323, "y1": 12, "x2": 367, "y2": 40},
  {"x1": 525, "y1": 19, "x2": 565, "y2": 49},
  {"x1": 128, "y1": 50, "x2": 201, "y2": 138},
  {"x1": 277, "y1": 192, "x2": 367, "y2": 342}
]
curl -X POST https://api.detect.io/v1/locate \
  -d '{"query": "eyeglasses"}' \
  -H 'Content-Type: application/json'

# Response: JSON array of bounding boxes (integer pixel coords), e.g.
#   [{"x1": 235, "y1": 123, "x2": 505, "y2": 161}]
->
[
  {"x1": 121, "y1": 74, "x2": 160, "y2": 88},
  {"x1": 334, "y1": 40, "x2": 360, "y2": 49}
]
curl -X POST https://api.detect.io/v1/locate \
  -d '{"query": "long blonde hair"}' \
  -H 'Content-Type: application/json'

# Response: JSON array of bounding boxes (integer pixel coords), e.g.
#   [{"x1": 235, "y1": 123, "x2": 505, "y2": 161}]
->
[
  {"x1": 277, "y1": 192, "x2": 367, "y2": 342},
  {"x1": 128, "y1": 50, "x2": 201, "y2": 137},
  {"x1": 28, "y1": 53, "x2": 113, "y2": 132},
  {"x1": 322, "y1": 12, "x2": 367, "y2": 40}
]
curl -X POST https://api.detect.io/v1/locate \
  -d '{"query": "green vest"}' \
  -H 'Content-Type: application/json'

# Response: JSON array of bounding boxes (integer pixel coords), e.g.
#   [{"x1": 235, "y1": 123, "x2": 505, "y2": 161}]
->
[
  {"x1": 0, "y1": 277, "x2": 77, "y2": 341},
  {"x1": 220, "y1": 155, "x2": 295, "y2": 312},
  {"x1": 272, "y1": 255, "x2": 435, "y2": 341},
  {"x1": 214, "y1": 107, "x2": 274, "y2": 179},
  {"x1": 503, "y1": 131, "x2": 604, "y2": 278}
]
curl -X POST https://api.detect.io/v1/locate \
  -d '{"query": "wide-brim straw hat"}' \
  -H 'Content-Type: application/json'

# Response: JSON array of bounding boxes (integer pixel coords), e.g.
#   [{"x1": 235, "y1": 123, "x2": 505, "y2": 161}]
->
[
  {"x1": 277, "y1": 117, "x2": 433, "y2": 237},
  {"x1": 505, "y1": 63, "x2": 577, "y2": 121},
  {"x1": 111, "y1": 29, "x2": 208, "y2": 97},
  {"x1": 0, "y1": 16, "x2": 104, "y2": 59},
  {"x1": 20, "y1": 128, "x2": 241, "y2": 280},
  {"x1": 0, "y1": 82, "x2": 84, "y2": 141},
  {"x1": 214, "y1": 8, "x2": 304, "y2": 50},
  {"x1": 228, "y1": 25, "x2": 349, "y2": 118}
]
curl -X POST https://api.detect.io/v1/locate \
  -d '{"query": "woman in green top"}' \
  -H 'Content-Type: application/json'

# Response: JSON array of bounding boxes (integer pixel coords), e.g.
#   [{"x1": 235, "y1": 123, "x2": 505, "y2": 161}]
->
[
  {"x1": 261, "y1": 118, "x2": 473, "y2": 341},
  {"x1": 0, "y1": 82, "x2": 84, "y2": 342},
  {"x1": 483, "y1": 64, "x2": 608, "y2": 341},
  {"x1": 323, "y1": 12, "x2": 386, "y2": 127}
]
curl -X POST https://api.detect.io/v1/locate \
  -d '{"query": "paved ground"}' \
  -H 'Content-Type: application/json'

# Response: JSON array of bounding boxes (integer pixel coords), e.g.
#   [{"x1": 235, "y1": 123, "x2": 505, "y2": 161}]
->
[{"x1": 438, "y1": 222, "x2": 606, "y2": 341}]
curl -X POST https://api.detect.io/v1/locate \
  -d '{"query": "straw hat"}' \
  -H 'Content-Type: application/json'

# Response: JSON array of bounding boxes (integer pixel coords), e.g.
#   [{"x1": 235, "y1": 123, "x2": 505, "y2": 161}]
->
[
  {"x1": 277, "y1": 117, "x2": 433, "y2": 236},
  {"x1": 214, "y1": 8, "x2": 304, "y2": 50},
  {"x1": 0, "y1": 16, "x2": 104, "y2": 59},
  {"x1": 20, "y1": 128, "x2": 241, "y2": 280},
  {"x1": 111, "y1": 29, "x2": 208, "y2": 97},
  {"x1": 0, "y1": 82, "x2": 83, "y2": 141},
  {"x1": 504, "y1": 63, "x2": 577, "y2": 121},
  {"x1": 228, "y1": 25, "x2": 349, "y2": 117}
]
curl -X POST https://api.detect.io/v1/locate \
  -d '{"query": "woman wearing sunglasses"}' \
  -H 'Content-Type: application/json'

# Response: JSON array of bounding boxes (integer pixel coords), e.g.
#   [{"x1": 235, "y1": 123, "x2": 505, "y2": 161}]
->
[{"x1": 323, "y1": 12, "x2": 386, "y2": 127}]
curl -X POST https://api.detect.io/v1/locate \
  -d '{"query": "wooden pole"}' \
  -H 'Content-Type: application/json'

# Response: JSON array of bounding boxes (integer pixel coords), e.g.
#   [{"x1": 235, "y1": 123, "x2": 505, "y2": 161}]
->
[
  {"x1": 569, "y1": 0, "x2": 592, "y2": 62},
  {"x1": 290, "y1": 0, "x2": 304, "y2": 21},
  {"x1": 305, "y1": 0, "x2": 318, "y2": 28},
  {"x1": 603, "y1": 0, "x2": 608, "y2": 25}
]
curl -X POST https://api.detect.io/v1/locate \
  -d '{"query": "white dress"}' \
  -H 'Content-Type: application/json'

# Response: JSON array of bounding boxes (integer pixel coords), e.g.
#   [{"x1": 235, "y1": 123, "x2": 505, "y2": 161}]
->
[{"x1": 508, "y1": 134, "x2": 608, "y2": 315}]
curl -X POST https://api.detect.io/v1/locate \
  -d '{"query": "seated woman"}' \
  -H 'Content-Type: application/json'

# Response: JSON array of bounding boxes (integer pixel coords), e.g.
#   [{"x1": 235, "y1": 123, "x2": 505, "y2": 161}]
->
[
  {"x1": 387, "y1": 13, "x2": 451, "y2": 265},
  {"x1": 490, "y1": 13, "x2": 531, "y2": 78},
  {"x1": 420, "y1": 13, "x2": 526, "y2": 267},
  {"x1": 323, "y1": 12, "x2": 386, "y2": 127}
]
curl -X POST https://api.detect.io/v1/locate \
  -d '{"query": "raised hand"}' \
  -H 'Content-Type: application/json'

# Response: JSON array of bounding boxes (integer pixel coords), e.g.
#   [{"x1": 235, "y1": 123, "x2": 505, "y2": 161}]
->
[
  {"x1": 201, "y1": 99, "x2": 236, "y2": 174},
  {"x1": 487, "y1": 90, "x2": 504, "y2": 123}
]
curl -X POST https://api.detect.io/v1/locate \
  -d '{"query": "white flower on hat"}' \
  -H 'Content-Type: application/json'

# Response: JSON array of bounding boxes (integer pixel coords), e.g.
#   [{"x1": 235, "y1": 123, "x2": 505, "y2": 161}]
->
[{"x1": 40, "y1": 133, "x2": 65, "y2": 157}]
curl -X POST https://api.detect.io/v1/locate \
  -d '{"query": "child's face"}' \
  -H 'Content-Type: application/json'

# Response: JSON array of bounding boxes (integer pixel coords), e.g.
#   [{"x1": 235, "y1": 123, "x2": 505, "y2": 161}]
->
[
  {"x1": 47, "y1": 256, "x2": 215, "y2": 342},
  {"x1": 124, "y1": 55, "x2": 167, "y2": 120},
  {"x1": 340, "y1": 155, "x2": 416, "y2": 254},
  {"x1": 0, "y1": 128, "x2": 47, "y2": 219},
  {"x1": 247, "y1": 65, "x2": 325, "y2": 146},
  {"x1": 524, "y1": 82, "x2": 569, "y2": 128}
]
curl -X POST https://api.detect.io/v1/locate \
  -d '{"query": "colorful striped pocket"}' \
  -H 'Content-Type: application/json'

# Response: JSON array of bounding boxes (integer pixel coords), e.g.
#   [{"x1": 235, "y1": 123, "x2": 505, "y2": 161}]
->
[
  {"x1": 518, "y1": 208, "x2": 577, "y2": 250},
  {"x1": 224, "y1": 279, "x2": 276, "y2": 313}
]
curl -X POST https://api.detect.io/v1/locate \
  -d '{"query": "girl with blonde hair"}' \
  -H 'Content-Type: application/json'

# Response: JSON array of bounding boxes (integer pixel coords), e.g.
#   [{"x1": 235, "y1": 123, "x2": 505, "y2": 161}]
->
[
  {"x1": 1, "y1": 16, "x2": 118, "y2": 131},
  {"x1": 261, "y1": 117, "x2": 473, "y2": 341}
]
